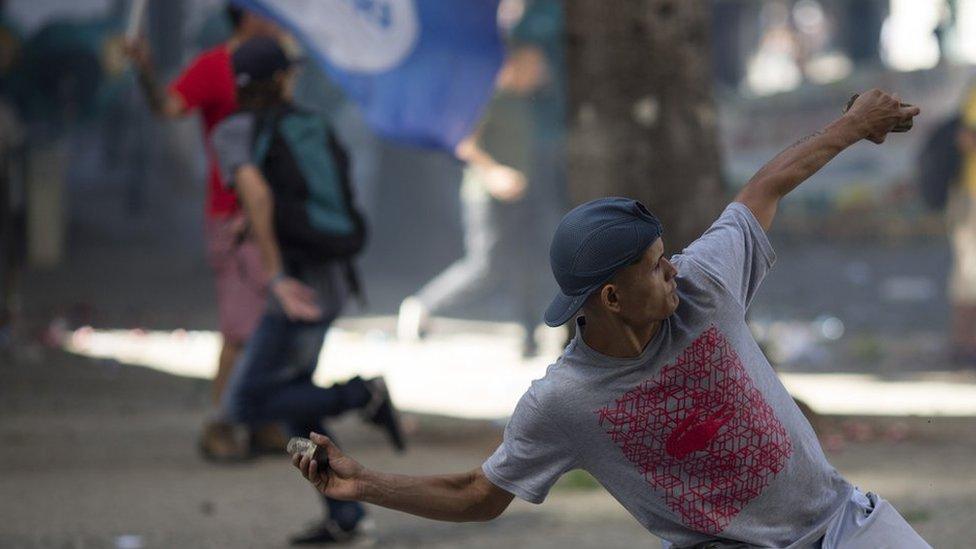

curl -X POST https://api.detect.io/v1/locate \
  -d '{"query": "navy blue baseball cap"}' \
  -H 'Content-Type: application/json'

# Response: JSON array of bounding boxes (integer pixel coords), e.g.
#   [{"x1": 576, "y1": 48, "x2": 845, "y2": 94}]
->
[
  {"x1": 232, "y1": 37, "x2": 293, "y2": 87},
  {"x1": 544, "y1": 197, "x2": 664, "y2": 327}
]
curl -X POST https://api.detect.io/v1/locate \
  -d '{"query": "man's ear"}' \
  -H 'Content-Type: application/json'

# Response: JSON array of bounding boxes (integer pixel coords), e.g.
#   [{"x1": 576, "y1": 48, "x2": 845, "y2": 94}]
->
[{"x1": 600, "y1": 283, "x2": 621, "y2": 313}]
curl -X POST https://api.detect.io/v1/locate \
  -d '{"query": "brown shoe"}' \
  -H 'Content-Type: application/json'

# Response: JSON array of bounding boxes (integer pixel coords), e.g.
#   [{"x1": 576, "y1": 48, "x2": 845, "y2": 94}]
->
[
  {"x1": 199, "y1": 421, "x2": 251, "y2": 463},
  {"x1": 249, "y1": 423, "x2": 289, "y2": 456}
]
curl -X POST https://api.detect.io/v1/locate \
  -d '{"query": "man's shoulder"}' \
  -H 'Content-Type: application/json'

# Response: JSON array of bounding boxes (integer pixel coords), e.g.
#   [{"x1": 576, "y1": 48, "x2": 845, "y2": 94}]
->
[
  {"x1": 213, "y1": 111, "x2": 254, "y2": 138},
  {"x1": 211, "y1": 112, "x2": 258, "y2": 180},
  {"x1": 527, "y1": 361, "x2": 562, "y2": 393},
  {"x1": 523, "y1": 354, "x2": 587, "y2": 411},
  {"x1": 176, "y1": 45, "x2": 229, "y2": 79},
  {"x1": 670, "y1": 203, "x2": 773, "y2": 299},
  {"x1": 174, "y1": 46, "x2": 231, "y2": 93}
]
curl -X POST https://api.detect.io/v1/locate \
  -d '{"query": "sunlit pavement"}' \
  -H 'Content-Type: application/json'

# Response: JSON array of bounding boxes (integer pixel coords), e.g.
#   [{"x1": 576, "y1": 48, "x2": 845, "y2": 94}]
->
[{"x1": 61, "y1": 316, "x2": 976, "y2": 419}]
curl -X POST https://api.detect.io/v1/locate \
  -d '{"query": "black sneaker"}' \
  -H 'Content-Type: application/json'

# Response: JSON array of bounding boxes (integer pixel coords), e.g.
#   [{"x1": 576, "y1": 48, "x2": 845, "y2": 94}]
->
[
  {"x1": 289, "y1": 518, "x2": 364, "y2": 545},
  {"x1": 361, "y1": 377, "x2": 406, "y2": 452}
]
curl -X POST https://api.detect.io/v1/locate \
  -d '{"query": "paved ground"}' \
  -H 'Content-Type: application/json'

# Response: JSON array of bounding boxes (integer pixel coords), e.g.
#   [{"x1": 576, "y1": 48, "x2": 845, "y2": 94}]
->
[{"x1": 2, "y1": 344, "x2": 975, "y2": 548}]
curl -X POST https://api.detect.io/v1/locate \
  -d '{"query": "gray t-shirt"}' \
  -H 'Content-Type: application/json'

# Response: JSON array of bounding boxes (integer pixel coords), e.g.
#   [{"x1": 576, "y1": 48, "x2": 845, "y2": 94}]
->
[
  {"x1": 212, "y1": 112, "x2": 255, "y2": 185},
  {"x1": 483, "y1": 203, "x2": 851, "y2": 547}
]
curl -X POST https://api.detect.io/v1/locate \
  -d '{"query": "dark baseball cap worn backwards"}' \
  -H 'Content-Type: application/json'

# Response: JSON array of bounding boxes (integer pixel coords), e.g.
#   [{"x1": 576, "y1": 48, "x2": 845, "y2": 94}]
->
[
  {"x1": 232, "y1": 37, "x2": 293, "y2": 86},
  {"x1": 544, "y1": 197, "x2": 664, "y2": 327}
]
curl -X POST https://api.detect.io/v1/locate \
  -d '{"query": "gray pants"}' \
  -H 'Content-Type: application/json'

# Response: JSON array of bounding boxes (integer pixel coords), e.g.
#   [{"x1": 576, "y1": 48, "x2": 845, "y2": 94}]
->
[
  {"x1": 662, "y1": 489, "x2": 930, "y2": 549},
  {"x1": 415, "y1": 177, "x2": 558, "y2": 339},
  {"x1": 818, "y1": 490, "x2": 930, "y2": 549}
]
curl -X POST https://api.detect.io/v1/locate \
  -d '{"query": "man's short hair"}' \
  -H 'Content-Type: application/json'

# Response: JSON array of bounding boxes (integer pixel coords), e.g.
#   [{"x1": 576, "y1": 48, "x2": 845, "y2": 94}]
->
[{"x1": 226, "y1": 5, "x2": 245, "y2": 30}]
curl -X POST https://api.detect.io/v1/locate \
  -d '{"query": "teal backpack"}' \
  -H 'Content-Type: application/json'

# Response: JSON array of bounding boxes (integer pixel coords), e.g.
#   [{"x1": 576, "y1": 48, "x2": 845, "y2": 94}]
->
[{"x1": 251, "y1": 105, "x2": 367, "y2": 266}]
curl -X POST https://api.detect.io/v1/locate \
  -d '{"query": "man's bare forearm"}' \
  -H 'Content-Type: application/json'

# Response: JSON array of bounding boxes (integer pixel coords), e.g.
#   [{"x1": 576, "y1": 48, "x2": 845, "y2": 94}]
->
[
  {"x1": 130, "y1": 60, "x2": 185, "y2": 118},
  {"x1": 358, "y1": 468, "x2": 512, "y2": 522},
  {"x1": 135, "y1": 66, "x2": 168, "y2": 115},
  {"x1": 746, "y1": 116, "x2": 862, "y2": 198},
  {"x1": 236, "y1": 166, "x2": 283, "y2": 279},
  {"x1": 736, "y1": 116, "x2": 863, "y2": 229}
]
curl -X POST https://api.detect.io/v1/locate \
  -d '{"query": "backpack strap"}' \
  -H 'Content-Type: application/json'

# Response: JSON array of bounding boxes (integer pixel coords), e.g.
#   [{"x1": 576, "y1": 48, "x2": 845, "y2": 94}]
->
[
  {"x1": 324, "y1": 129, "x2": 367, "y2": 305},
  {"x1": 249, "y1": 104, "x2": 292, "y2": 167}
]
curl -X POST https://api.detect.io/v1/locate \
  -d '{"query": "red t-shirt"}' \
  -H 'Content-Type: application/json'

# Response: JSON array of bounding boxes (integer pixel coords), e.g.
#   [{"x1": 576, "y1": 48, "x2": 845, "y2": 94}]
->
[{"x1": 169, "y1": 45, "x2": 240, "y2": 217}]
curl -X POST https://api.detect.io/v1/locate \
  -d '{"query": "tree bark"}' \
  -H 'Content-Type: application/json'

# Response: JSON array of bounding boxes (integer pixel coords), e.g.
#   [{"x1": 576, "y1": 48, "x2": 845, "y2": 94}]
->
[{"x1": 565, "y1": 0, "x2": 724, "y2": 252}]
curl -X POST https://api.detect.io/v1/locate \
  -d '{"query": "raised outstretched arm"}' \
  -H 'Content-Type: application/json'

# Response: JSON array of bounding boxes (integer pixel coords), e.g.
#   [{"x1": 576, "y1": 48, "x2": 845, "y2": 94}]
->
[
  {"x1": 735, "y1": 89, "x2": 920, "y2": 230},
  {"x1": 124, "y1": 39, "x2": 188, "y2": 118}
]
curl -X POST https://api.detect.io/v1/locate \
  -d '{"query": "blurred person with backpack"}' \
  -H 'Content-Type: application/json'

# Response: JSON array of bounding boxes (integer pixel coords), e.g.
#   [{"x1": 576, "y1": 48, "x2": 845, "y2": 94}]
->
[{"x1": 212, "y1": 37, "x2": 405, "y2": 545}]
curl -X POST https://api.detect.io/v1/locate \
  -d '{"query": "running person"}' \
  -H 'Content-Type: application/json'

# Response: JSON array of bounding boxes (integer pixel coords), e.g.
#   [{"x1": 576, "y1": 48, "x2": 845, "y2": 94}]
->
[
  {"x1": 291, "y1": 89, "x2": 929, "y2": 548},
  {"x1": 125, "y1": 6, "x2": 282, "y2": 459},
  {"x1": 213, "y1": 37, "x2": 405, "y2": 545}
]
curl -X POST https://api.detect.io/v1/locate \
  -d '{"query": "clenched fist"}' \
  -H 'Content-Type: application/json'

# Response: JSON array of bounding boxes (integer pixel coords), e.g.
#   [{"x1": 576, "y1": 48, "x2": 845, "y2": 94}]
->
[{"x1": 843, "y1": 89, "x2": 920, "y2": 144}]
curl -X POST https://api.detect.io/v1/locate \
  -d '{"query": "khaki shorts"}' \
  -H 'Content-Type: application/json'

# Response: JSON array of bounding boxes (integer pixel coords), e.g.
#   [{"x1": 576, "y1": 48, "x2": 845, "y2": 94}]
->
[{"x1": 205, "y1": 215, "x2": 267, "y2": 344}]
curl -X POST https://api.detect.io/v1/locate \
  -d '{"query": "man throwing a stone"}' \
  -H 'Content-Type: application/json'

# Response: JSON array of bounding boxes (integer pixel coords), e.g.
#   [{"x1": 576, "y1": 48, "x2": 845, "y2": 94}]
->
[{"x1": 291, "y1": 89, "x2": 927, "y2": 548}]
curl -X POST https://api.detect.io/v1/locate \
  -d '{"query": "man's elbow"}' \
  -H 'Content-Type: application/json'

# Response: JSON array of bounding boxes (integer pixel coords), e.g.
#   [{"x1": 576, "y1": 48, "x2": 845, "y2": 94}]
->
[
  {"x1": 736, "y1": 181, "x2": 780, "y2": 210},
  {"x1": 465, "y1": 476, "x2": 513, "y2": 522},
  {"x1": 467, "y1": 500, "x2": 507, "y2": 522},
  {"x1": 237, "y1": 167, "x2": 272, "y2": 202},
  {"x1": 738, "y1": 177, "x2": 778, "y2": 201}
]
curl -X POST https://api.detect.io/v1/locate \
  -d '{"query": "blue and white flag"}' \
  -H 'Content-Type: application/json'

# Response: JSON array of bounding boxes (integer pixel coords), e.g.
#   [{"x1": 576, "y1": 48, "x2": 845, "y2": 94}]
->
[{"x1": 232, "y1": 0, "x2": 504, "y2": 150}]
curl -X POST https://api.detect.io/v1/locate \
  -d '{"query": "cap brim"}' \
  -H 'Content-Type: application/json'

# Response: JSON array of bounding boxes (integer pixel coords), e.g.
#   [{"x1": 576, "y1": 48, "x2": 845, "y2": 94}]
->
[{"x1": 544, "y1": 290, "x2": 589, "y2": 327}]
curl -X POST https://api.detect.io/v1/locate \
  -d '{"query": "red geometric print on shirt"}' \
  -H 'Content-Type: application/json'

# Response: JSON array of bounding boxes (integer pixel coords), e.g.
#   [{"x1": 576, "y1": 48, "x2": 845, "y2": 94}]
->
[{"x1": 595, "y1": 326, "x2": 793, "y2": 535}]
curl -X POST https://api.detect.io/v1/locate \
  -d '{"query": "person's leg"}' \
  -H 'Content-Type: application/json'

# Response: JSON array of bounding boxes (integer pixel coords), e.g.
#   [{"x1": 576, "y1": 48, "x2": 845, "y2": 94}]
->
[
  {"x1": 207, "y1": 215, "x2": 268, "y2": 400},
  {"x1": 256, "y1": 377, "x2": 371, "y2": 422},
  {"x1": 494, "y1": 195, "x2": 543, "y2": 357},
  {"x1": 225, "y1": 264, "x2": 402, "y2": 443},
  {"x1": 398, "y1": 184, "x2": 502, "y2": 341},
  {"x1": 217, "y1": 312, "x2": 361, "y2": 465},
  {"x1": 202, "y1": 337, "x2": 249, "y2": 461},
  {"x1": 220, "y1": 311, "x2": 288, "y2": 425},
  {"x1": 946, "y1": 188, "x2": 976, "y2": 362},
  {"x1": 212, "y1": 339, "x2": 244, "y2": 404},
  {"x1": 413, "y1": 184, "x2": 503, "y2": 315},
  {"x1": 232, "y1": 318, "x2": 371, "y2": 424},
  {"x1": 249, "y1": 313, "x2": 369, "y2": 543},
  {"x1": 531, "y1": 140, "x2": 574, "y2": 348},
  {"x1": 514, "y1": 265, "x2": 545, "y2": 357},
  {"x1": 220, "y1": 221, "x2": 289, "y2": 450},
  {"x1": 201, "y1": 216, "x2": 271, "y2": 460}
]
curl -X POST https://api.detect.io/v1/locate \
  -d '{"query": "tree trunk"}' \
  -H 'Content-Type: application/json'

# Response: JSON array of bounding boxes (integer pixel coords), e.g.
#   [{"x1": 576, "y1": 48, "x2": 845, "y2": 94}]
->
[{"x1": 565, "y1": 0, "x2": 724, "y2": 252}]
